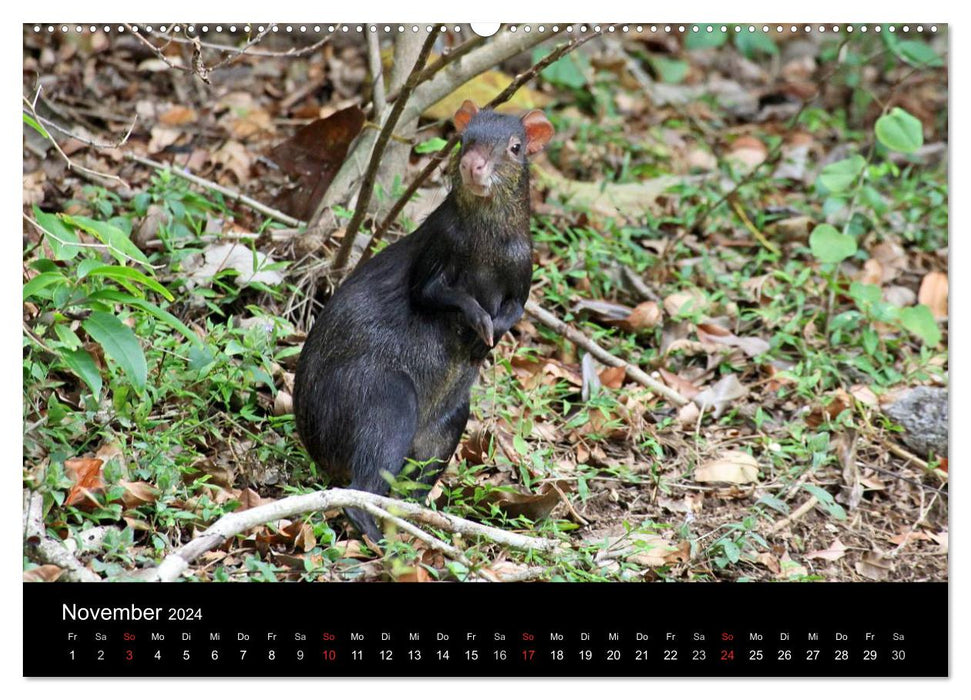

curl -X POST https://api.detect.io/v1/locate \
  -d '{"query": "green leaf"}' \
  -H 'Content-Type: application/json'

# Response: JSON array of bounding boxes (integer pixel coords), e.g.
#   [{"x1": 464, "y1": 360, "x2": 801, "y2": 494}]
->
[
  {"x1": 23, "y1": 271, "x2": 69, "y2": 300},
  {"x1": 81, "y1": 311, "x2": 147, "y2": 389},
  {"x1": 84, "y1": 265, "x2": 174, "y2": 301},
  {"x1": 23, "y1": 112, "x2": 49, "y2": 138},
  {"x1": 85, "y1": 290, "x2": 199, "y2": 345},
  {"x1": 899, "y1": 304, "x2": 941, "y2": 347},
  {"x1": 733, "y1": 31, "x2": 778, "y2": 59},
  {"x1": 534, "y1": 47, "x2": 588, "y2": 89},
  {"x1": 809, "y1": 224, "x2": 857, "y2": 264},
  {"x1": 893, "y1": 40, "x2": 943, "y2": 68},
  {"x1": 32, "y1": 206, "x2": 82, "y2": 261},
  {"x1": 818, "y1": 155, "x2": 866, "y2": 193},
  {"x1": 875, "y1": 107, "x2": 924, "y2": 154},
  {"x1": 53, "y1": 324, "x2": 83, "y2": 351},
  {"x1": 685, "y1": 30, "x2": 728, "y2": 50},
  {"x1": 62, "y1": 348, "x2": 103, "y2": 397},
  {"x1": 802, "y1": 484, "x2": 846, "y2": 521},
  {"x1": 414, "y1": 137, "x2": 448, "y2": 154},
  {"x1": 647, "y1": 56, "x2": 689, "y2": 84},
  {"x1": 63, "y1": 215, "x2": 150, "y2": 266}
]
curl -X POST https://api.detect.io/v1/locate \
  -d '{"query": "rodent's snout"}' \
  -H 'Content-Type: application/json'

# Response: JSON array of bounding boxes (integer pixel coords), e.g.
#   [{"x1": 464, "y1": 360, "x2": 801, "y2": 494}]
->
[{"x1": 459, "y1": 147, "x2": 493, "y2": 197}]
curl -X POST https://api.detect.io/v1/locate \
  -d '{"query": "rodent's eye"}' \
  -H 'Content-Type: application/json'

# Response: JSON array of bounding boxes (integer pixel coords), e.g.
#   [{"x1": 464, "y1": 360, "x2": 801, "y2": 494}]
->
[{"x1": 509, "y1": 140, "x2": 522, "y2": 156}]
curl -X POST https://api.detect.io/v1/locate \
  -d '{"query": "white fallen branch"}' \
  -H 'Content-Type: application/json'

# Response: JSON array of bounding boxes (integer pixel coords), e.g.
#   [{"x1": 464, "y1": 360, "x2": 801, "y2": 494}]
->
[
  {"x1": 23, "y1": 490, "x2": 101, "y2": 583},
  {"x1": 152, "y1": 488, "x2": 565, "y2": 582}
]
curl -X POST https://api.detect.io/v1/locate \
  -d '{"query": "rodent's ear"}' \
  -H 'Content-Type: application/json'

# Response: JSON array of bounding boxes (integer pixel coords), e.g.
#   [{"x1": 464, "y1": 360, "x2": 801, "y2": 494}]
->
[
  {"x1": 454, "y1": 100, "x2": 479, "y2": 133},
  {"x1": 521, "y1": 110, "x2": 554, "y2": 155}
]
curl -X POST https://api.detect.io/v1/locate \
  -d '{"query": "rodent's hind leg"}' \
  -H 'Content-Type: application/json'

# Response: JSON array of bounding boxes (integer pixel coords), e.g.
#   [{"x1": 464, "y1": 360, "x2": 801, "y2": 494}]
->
[
  {"x1": 344, "y1": 371, "x2": 420, "y2": 542},
  {"x1": 409, "y1": 397, "x2": 472, "y2": 489}
]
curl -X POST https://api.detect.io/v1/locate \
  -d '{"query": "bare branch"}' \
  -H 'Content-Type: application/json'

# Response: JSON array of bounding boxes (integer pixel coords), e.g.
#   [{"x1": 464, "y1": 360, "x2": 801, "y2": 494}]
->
[
  {"x1": 23, "y1": 490, "x2": 101, "y2": 583},
  {"x1": 153, "y1": 26, "x2": 332, "y2": 59},
  {"x1": 525, "y1": 299, "x2": 689, "y2": 407},
  {"x1": 332, "y1": 27, "x2": 439, "y2": 272},
  {"x1": 366, "y1": 30, "x2": 386, "y2": 117},
  {"x1": 151, "y1": 487, "x2": 566, "y2": 582}
]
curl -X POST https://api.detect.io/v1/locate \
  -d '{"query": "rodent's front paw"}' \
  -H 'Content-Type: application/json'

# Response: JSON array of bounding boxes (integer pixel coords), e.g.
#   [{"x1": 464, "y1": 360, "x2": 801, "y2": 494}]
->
[{"x1": 472, "y1": 314, "x2": 495, "y2": 347}]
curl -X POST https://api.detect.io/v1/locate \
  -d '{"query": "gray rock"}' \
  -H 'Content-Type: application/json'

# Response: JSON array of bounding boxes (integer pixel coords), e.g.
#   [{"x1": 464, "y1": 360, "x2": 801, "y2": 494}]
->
[{"x1": 883, "y1": 386, "x2": 948, "y2": 457}]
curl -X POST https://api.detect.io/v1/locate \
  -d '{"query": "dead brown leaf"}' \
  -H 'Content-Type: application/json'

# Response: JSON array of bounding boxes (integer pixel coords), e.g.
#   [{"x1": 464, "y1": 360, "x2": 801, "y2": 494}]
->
[
  {"x1": 694, "y1": 449, "x2": 760, "y2": 484},
  {"x1": 918, "y1": 271, "x2": 948, "y2": 320},
  {"x1": 806, "y1": 537, "x2": 847, "y2": 562},
  {"x1": 64, "y1": 457, "x2": 105, "y2": 507}
]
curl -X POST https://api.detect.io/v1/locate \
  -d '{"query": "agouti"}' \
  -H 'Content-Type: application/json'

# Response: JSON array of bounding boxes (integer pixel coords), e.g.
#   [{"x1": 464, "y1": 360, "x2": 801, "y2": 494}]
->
[{"x1": 293, "y1": 101, "x2": 554, "y2": 542}]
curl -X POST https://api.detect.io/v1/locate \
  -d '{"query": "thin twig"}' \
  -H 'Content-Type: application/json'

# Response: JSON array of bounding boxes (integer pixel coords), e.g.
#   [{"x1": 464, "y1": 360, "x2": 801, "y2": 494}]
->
[
  {"x1": 126, "y1": 153, "x2": 304, "y2": 227},
  {"x1": 154, "y1": 27, "x2": 332, "y2": 59},
  {"x1": 207, "y1": 24, "x2": 275, "y2": 71},
  {"x1": 333, "y1": 27, "x2": 440, "y2": 272},
  {"x1": 385, "y1": 33, "x2": 487, "y2": 104},
  {"x1": 358, "y1": 501, "x2": 468, "y2": 564},
  {"x1": 360, "y1": 30, "x2": 599, "y2": 266},
  {"x1": 23, "y1": 92, "x2": 129, "y2": 189},
  {"x1": 366, "y1": 30, "x2": 386, "y2": 117},
  {"x1": 525, "y1": 299, "x2": 689, "y2": 407},
  {"x1": 768, "y1": 496, "x2": 819, "y2": 534},
  {"x1": 124, "y1": 24, "x2": 196, "y2": 78}
]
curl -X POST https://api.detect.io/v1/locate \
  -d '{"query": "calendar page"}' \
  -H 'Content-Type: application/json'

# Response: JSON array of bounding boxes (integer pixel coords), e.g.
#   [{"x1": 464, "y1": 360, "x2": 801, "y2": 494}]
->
[{"x1": 22, "y1": 20, "x2": 948, "y2": 678}]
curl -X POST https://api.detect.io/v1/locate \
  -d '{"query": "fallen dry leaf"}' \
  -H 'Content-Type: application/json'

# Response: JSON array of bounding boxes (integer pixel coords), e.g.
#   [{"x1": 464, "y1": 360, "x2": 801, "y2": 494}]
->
[
  {"x1": 64, "y1": 457, "x2": 105, "y2": 507},
  {"x1": 599, "y1": 365, "x2": 627, "y2": 389},
  {"x1": 856, "y1": 552, "x2": 894, "y2": 580},
  {"x1": 24, "y1": 565, "x2": 65, "y2": 582},
  {"x1": 159, "y1": 106, "x2": 198, "y2": 126},
  {"x1": 918, "y1": 271, "x2": 948, "y2": 320},
  {"x1": 118, "y1": 480, "x2": 159, "y2": 508},
  {"x1": 663, "y1": 288, "x2": 709, "y2": 317},
  {"x1": 692, "y1": 373, "x2": 748, "y2": 418},
  {"x1": 694, "y1": 449, "x2": 760, "y2": 484},
  {"x1": 696, "y1": 322, "x2": 771, "y2": 358},
  {"x1": 182, "y1": 242, "x2": 285, "y2": 288},
  {"x1": 806, "y1": 537, "x2": 847, "y2": 561}
]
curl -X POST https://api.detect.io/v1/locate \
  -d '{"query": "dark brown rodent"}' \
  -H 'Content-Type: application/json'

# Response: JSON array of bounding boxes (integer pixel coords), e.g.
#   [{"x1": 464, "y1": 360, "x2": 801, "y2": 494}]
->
[{"x1": 293, "y1": 101, "x2": 554, "y2": 541}]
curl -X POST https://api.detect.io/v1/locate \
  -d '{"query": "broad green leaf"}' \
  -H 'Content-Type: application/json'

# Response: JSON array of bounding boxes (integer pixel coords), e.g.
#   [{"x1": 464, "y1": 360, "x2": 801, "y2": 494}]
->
[
  {"x1": 62, "y1": 348, "x2": 103, "y2": 397},
  {"x1": 84, "y1": 265, "x2": 174, "y2": 301},
  {"x1": 23, "y1": 271, "x2": 68, "y2": 299},
  {"x1": 685, "y1": 30, "x2": 728, "y2": 50},
  {"x1": 733, "y1": 31, "x2": 778, "y2": 59},
  {"x1": 81, "y1": 311, "x2": 147, "y2": 389},
  {"x1": 809, "y1": 224, "x2": 857, "y2": 264},
  {"x1": 32, "y1": 206, "x2": 82, "y2": 261},
  {"x1": 414, "y1": 137, "x2": 448, "y2": 154},
  {"x1": 899, "y1": 304, "x2": 941, "y2": 347},
  {"x1": 85, "y1": 289, "x2": 199, "y2": 345},
  {"x1": 534, "y1": 47, "x2": 588, "y2": 89},
  {"x1": 64, "y1": 215, "x2": 150, "y2": 266},
  {"x1": 849, "y1": 281, "x2": 882, "y2": 305},
  {"x1": 875, "y1": 107, "x2": 924, "y2": 154},
  {"x1": 893, "y1": 40, "x2": 943, "y2": 68},
  {"x1": 802, "y1": 484, "x2": 847, "y2": 521},
  {"x1": 818, "y1": 155, "x2": 866, "y2": 193},
  {"x1": 53, "y1": 323, "x2": 83, "y2": 351},
  {"x1": 23, "y1": 112, "x2": 49, "y2": 138},
  {"x1": 648, "y1": 56, "x2": 690, "y2": 84}
]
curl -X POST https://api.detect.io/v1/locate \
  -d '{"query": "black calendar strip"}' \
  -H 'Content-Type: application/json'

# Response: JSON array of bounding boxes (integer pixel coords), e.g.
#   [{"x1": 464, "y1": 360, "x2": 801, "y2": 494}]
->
[{"x1": 24, "y1": 582, "x2": 947, "y2": 677}]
